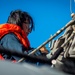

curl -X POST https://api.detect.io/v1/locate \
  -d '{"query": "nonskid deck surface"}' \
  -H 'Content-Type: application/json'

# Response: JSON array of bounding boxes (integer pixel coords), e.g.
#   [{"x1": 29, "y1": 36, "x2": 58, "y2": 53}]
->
[{"x1": 0, "y1": 60, "x2": 69, "y2": 75}]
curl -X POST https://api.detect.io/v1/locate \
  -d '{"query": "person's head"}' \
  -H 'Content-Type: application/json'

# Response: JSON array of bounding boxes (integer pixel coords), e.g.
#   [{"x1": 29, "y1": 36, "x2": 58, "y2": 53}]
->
[{"x1": 7, "y1": 9, "x2": 34, "y2": 35}]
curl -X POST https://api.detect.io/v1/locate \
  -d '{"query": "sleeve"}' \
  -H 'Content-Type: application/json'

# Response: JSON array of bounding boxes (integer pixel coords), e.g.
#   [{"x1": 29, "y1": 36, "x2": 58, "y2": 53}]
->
[
  {"x1": 0, "y1": 33, "x2": 26, "y2": 53},
  {"x1": 0, "y1": 33, "x2": 27, "y2": 60}
]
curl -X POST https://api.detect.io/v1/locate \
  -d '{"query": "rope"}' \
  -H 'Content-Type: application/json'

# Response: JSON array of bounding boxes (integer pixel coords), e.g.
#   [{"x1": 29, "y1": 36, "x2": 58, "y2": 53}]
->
[
  {"x1": 0, "y1": 31, "x2": 74, "y2": 65},
  {"x1": 18, "y1": 1, "x2": 75, "y2": 62},
  {"x1": 18, "y1": 19, "x2": 75, "y2": 63},
  {"x1": 0, "y1": 31, "x2": 75, "y2": 65}
]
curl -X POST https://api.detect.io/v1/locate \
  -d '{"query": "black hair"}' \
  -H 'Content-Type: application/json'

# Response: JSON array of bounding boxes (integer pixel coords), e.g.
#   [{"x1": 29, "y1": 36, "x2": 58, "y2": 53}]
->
[{"x1": 7, "y1": 9, "x2": 34, "y2": 31}]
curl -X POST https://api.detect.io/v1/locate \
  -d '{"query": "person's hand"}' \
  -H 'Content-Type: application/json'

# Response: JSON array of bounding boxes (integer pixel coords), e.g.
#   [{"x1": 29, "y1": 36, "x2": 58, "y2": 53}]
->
[{"x1": 40, "y1": 46, "x2": 48, "y2": 54}]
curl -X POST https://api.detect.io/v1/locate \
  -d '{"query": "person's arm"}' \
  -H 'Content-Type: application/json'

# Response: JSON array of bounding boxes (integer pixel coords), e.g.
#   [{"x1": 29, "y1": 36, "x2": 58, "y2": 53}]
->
[
  {"x1": 0, "y1": 33, "x2": 27, "y2": 60},
  {"x1": 28, "y1": 47, "x2": 49, "y2": 56},
  {"x1": 40, "y1": 46, "x2": 48, "y2": 54}
]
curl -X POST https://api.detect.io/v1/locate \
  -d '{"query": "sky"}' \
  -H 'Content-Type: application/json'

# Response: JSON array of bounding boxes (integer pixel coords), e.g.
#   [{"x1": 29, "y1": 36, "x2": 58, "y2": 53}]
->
[{"x1": 0, "y1": 0, "x2": 75, "y2": 51}]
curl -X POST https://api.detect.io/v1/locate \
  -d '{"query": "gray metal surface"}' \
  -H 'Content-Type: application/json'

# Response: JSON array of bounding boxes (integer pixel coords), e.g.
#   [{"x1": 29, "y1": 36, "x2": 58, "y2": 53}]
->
[{"x1": 0, "y1": 60, "x2": 69, "y2": 75}]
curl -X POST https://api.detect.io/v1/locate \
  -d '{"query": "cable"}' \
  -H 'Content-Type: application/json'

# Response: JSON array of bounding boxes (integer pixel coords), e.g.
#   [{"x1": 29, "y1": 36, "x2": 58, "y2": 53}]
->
[
  {"x1": 70, "y1": 0, "x2": 72, "y2": 14},
  {"x1": 70, "y1": 0, "x2": 75, "y2": 17}
]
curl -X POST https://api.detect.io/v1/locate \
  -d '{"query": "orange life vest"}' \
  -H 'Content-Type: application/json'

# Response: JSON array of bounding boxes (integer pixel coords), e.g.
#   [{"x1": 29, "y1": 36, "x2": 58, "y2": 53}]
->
[
  {"x1": 0, "y1": 23, "x2": 30, "y2": 49},
  {"x1": 0, "y1": 23, "x2": 30, "y2": 61}
]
